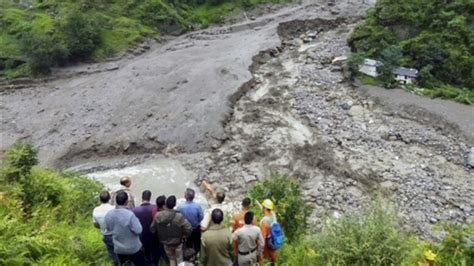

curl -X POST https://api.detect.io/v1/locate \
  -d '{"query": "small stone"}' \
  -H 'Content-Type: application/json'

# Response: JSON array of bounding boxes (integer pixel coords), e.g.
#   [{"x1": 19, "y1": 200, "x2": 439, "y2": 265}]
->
[
  {"x1": 340, "y1": 101, "x2": 353, "y2": 110},
  {"x1": 467, "y1": 147, "x2": 474, "y2": 168},
  {"x1": 429, "y1": 217, "x2": 437, "y2": 224}
]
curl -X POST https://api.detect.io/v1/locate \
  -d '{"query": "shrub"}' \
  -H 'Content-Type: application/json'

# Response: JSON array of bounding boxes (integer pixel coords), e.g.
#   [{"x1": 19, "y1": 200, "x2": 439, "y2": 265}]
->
[
  {"x1": 247, "y1": 173, "x2": 311, "y2": 242},
  {"x1": 60, "y1": 10, "x2": 101, "y2": 60},
  {"x1": 311, "y1": 202, "x2": 417, "y2": 265},
  {"x1": 1, "y1": 141, "x2": 38, "y2": 182}
]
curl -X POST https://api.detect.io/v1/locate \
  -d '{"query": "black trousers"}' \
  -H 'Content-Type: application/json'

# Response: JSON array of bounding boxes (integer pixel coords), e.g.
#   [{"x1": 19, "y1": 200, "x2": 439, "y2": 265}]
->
[
  {"x1": 117, "y1": 250, "x2": 146, "y2": 266},
  {"x1": 143, "y1": 241, "x2": 167, "y2": 265},
  {"x1": 185, "y1": 227, "x2": 201, "y2": 254}
]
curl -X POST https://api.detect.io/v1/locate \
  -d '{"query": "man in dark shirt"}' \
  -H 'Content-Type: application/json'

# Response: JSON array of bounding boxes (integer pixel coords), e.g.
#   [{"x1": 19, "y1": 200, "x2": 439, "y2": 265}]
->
[{"x1": 133, "y1": 190, "x2": 160, "y2": 265}]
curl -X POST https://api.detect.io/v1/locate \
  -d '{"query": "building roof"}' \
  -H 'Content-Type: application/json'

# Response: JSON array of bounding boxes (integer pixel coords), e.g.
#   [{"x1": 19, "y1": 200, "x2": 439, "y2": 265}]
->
[
  {"x1": 393, "y1": 67, "x2": 419, "y2": 77},
  {"x1": 363, "y1": 59, "x2": 382, "y2": 67}
]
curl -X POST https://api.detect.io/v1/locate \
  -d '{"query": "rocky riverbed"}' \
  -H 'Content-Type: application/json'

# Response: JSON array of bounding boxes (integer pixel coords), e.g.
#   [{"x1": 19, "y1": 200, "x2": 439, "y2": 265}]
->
[{"x1": 1, "y1": 0, "x2": 472, "y2": 240}]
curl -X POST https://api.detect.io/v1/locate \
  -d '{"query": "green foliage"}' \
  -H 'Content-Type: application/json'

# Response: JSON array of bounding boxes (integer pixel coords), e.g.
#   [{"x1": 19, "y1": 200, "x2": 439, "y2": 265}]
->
[
  {"x1": 247, "y1": 173, "x2": 311, "y2": 242},
  {"x1": 435, "y1": 222, "x2": 474, "y2": 265},
  {"x1": 311, "y1": 203, "x2": 415, "y2": 265},
  {"x1": 0, "y1": 143, "x2": 106, "y2": 264},
  {"x1": 349, "y1": 0, "x2": 474, "y2": 103},
  {"x1": 0, "y1": 0, "x2": 295, "y2": 76},
  {"x1": 1, "y1": 142, "x2": 38, "y2": 183},
  {"x1": 60, "y1": 9, "x2": 101, "y2": 60}
]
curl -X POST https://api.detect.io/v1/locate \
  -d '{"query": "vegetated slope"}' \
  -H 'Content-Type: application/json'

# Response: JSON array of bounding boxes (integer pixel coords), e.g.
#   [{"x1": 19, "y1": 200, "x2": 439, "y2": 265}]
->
[
  {"x1": 348, "y1": 0, "x2": 474, "y2": 104},
  {"x1": 0, "y1": 0, "x2": 292, "y2": 77}
]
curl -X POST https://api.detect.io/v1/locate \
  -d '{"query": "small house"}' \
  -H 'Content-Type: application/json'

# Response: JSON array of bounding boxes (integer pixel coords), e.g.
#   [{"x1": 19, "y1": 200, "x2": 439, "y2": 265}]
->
[
  {"x1": 359, "y1": 59, "x2": 382, "y2": 77},
  {"x1": 393, "y1": 67, "x2": 418, "y2": 84}
]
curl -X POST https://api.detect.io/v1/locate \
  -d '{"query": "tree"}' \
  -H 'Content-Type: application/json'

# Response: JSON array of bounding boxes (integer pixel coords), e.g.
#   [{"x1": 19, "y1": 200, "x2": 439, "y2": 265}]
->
[
  {"x1": 60, "y1": 10, "x2": 101, "y2": 60},
  {"x1": 1, "y1": 141, "x2": 38, "y2": 183}
]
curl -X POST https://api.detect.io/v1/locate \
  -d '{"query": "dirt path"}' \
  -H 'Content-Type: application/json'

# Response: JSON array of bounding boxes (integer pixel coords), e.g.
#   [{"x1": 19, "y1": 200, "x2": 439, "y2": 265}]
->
[{"x1": 0, "y1": 0, "x2": 371, "y2": 167}]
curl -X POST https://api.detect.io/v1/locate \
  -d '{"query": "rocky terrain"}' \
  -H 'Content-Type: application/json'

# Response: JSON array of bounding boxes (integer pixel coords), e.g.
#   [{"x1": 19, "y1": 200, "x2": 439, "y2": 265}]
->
[{"x1": 1, "y1": 0, "x2": 472, "y2": 240}]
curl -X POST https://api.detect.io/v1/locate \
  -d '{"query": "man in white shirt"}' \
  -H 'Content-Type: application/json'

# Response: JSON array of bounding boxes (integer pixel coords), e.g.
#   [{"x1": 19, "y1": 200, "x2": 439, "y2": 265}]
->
[
  {"x1": 92, "y1": 191, "x2": 118, "y2": 265},
  {"x1": 200, "y1": 181, "x2": 227, "y2": 231},
  {"x1": 232, "y1": 211, "x2": 264, "y2": 266}
]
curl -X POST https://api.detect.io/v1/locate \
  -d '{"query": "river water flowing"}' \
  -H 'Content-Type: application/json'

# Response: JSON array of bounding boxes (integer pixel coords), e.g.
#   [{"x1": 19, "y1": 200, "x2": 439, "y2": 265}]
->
[{"x1": 88, "y1": 158, "x2": 207, "y2": 207}]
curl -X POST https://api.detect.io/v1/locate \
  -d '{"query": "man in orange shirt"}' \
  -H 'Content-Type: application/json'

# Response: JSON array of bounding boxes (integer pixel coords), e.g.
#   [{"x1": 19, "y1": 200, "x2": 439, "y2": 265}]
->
[
  {"x1": 231, "y1": 198, "x2": 257, "y2": 232},
  {"x1": 231, "y1": 198, "x2": 257, "y2": 263},
  {"x1": 258, "y1": 199, "x2": 277, "y2": 264}
]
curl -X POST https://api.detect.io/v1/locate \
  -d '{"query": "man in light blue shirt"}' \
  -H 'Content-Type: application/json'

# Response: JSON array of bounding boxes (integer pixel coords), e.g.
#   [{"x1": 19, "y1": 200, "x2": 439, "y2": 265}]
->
[
  {"x1": 177, "y1": 188, "x2": 203, "y2": 253},
  {"x1": 105, "y1": 191, "x2": 145, "y2": 265}
]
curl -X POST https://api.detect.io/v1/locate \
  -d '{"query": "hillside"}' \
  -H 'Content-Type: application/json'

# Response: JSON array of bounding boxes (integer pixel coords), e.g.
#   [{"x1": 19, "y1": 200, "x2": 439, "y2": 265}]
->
[
  {"x1": 0, "y1": 0, "x2": 291, "y2": 77},
  {"x1": 348, "y1": 0, "x2": 474, "y2": 104}
]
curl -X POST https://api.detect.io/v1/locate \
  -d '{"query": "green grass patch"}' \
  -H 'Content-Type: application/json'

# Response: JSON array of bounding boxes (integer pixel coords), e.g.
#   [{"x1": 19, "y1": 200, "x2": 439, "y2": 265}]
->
[
  {"x1": 0, "y1": 34, "x2": 21, "y2": 57},
  {"x1": 356, "y1": 73, "x2": 383, "y2": 86},
  {"x1": 192, "y1": 2, "x2": 241, "y2": 27},
  {"x1": 413, "y1": 85, "x2": 474, "y2": 105}
]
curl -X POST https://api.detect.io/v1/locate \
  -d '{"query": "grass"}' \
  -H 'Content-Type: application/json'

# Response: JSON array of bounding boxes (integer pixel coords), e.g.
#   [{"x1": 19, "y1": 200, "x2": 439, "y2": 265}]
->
[{"x1": 356, "y1": 73, "x2": 383, "y2": 86}]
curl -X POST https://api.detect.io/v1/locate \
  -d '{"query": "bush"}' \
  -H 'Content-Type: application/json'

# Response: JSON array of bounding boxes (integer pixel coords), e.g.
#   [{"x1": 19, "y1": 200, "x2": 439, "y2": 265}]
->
[
  {"x1": 311, "y1": 203, "x2": 415, "y2": 265},
  {"x1": 60, "y1": 10, "x2": 101, "y2": 60},
  {"x1": 18, "y1": 31, "x2": 67, "y2": 74},
  {"x1": 1, "y1": 141, "x2": 38, "y2": 183},
  {"x1": 247, "y1": 173, "x2": 311, "y2": 242}
]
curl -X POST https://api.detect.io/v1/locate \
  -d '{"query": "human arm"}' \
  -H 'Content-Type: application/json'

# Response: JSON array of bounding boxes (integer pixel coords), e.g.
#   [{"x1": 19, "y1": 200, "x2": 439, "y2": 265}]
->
[
  {"x1": 200, "y1": 237, "x2": 208, "y2": 265},
  {"x1": 129, "y1": 214, "x2": 142, "y2": 235},
  {"x1": 201, "y1": 180, "x2": 217, "y2": 199},
  {"x1": 200, "y1": 210, "x2": 210, "y2": 231},
  {"x1": 181, "y1": 214, "x2": 193, "y2": 237},
  {"x1": 257, "y1": 228, "x2": 265, "y2": 258}
]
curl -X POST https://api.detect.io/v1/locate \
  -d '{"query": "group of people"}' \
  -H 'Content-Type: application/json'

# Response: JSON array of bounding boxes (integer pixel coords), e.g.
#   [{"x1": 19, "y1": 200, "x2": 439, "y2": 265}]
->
[{"x1": 92, "y1": 176, "x2": 281, "y2": 266}]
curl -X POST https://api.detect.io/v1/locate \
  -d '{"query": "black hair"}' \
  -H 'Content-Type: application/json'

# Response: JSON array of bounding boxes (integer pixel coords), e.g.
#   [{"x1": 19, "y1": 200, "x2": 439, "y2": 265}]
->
[
  {"x1": 116, "y1": 191, "x2": 128, "y2": 206},
  {"x1": 216, "y1": 192, "x2": 225, "y2": 204},
  {"x1": 242, "y1": 197, "x2": 251, "y2": 208},
  {"x1": 211, "y1": 208, "x2": 224, "y2": 224},
  {"x1": 183, "y1": 248, "x2": 196, "y2": 261},
  {"x1": 185, "y1": 188, "x2": 195, "y2": 201},
  {"x1": 166, "y1": 195, "x2": 177, "y2": 209},
  {"x1": 244, "y1": 211, "x2": 254, "y2": 225},
  {"x1": 142, "y1": 190, "x2": 152, "y2": 201},
  {"x1": 156, "y1": 195, "x2": 166, "y2": 208},
  {"x1": 99, "y1": 191, "x2": 110, "y2": 203}
]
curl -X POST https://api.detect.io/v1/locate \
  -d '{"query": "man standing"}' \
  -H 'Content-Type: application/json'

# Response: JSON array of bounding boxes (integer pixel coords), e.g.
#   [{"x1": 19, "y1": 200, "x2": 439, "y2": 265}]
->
[
  {"x1": 133, "y1": 190, "x2": 161, "y2": 265},
  {"x1": 111, "y1": 176, "x2": 135, "y2": 209},
  {"x1": 231, "y1": 197, "x2": 257, "y2": 264},
  {"x1": 105, "y1": 191, "x2": 145, "y2": 265},
  {"x1": 92, "y1": 191, "x2": 118, "y2": 265},
  {"x1": 200, "y1": 181, "x2": 226, "y2": 231},
  {"x1": 233, "y1": 212, "x2": 264, "y2": 266},
  {"x1": 150, "y1": 195, "x2": 192, "y2": 266},
  {"x1": 201, "y1": 209, "x2": 234, "y2": 266},
  {"x1": 177, "y1": 188, "x2": 203, "y2": 253}
]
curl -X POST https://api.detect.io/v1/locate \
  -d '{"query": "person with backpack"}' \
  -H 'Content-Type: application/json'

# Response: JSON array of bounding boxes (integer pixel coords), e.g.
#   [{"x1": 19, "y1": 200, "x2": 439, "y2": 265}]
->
[
  {"x1": 150, "y1": 195, "x2": 192, "y2": 266},
  {"x1": 258, "y1": 199, "x2": 284, "y2": 265},
  {"x1": 232, "y1": 211, "x2": 264, "y2": 266}
]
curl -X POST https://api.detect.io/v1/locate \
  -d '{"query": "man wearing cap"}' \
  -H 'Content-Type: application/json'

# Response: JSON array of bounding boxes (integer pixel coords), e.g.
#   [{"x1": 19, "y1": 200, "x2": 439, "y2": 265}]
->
[{"x1": 258, "y1": 199, "x2": 277, "y2": 264}]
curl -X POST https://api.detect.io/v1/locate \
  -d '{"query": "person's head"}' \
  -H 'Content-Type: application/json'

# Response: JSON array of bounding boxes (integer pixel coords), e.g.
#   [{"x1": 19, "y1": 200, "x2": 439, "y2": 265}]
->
[
  {"x1": 216, "y1": 191, "x2": 225, "y2": 204},
  {"x1": 142, "y1": 190, "x2": 152, "y2": 202},
  {"x1": 244, "y1": 211, "x2": 254, "y2": 225},
  {"x1": 242, "y1": 197, "x2": 251, "y2": 210},
  {"x1": 185, "y1": 188, "x2": 195, "y2": 202},
  {"x1": 183, "y1": 248, "x2": 197, "y2": 262},
  {"x1": 156, "y1": 195, "x2": 166, "y2": 209},
  {"x1": 211, "y1": 208, "x2": 224, "y2": 224},
  {"x1": 262, "y1": 199, "x2": 274, "y2": 213},
  {"x1": 116, "y1": 191, "x2": 128, "y2": 206},
  {"x1": 120, "y1": 176, "x2": 131, "y2": 188},
  {"x1": 166, "y1": 195, "x2": 177, "y2": 209},
  {"x1": 99, "y1": 191, "x2": 110, "y2": 203}
]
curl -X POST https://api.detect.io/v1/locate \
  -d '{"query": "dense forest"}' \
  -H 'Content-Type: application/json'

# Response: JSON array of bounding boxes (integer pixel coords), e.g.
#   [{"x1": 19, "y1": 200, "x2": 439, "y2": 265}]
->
[
  {"x1": 0, "y1": 0, "x2": 291, "y2": 77},
  {"x1": 348, "y1": 0, "x2": 474, "y2": 104},
  {"x1": 1, "y1": 143, "x2": 473, "y2": 264}
]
